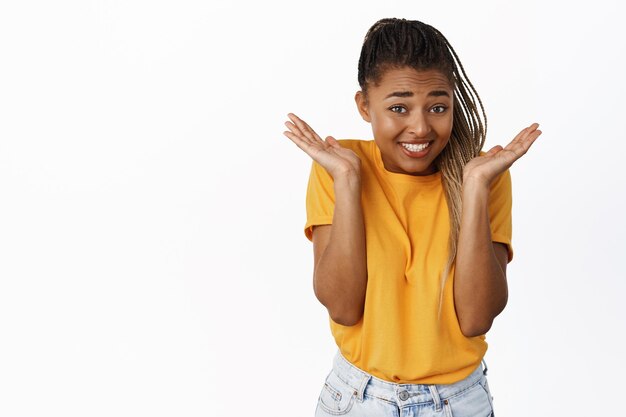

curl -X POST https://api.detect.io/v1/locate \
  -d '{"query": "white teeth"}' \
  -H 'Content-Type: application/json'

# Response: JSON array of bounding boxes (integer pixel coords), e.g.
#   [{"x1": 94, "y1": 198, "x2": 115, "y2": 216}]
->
[{"x1": 401, "y1": 142, "x2": 430, "y2": 152}]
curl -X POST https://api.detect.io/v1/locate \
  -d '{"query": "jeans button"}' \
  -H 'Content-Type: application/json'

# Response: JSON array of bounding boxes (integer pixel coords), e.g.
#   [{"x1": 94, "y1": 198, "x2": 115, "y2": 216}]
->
[{"x1": 399, "y1": 390, "x2": 409, "y2": 401}]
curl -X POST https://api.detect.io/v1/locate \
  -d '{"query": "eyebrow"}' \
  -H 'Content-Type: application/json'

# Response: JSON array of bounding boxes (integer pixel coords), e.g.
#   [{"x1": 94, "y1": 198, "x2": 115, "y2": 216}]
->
[{"x1": 384, "y1": 90, "x2": 451, "y2": 99}]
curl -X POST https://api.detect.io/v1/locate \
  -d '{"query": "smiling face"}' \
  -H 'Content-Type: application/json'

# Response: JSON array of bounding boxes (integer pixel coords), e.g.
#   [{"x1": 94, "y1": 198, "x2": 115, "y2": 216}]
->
[{"x1": 355, "y1": 67, "x2": 454, "y2": 176}]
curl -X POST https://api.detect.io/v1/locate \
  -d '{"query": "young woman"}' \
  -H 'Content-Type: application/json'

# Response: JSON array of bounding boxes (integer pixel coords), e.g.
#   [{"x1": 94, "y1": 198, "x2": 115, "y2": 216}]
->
[{"x1": 283, "y1": 18, "x2": 541, "y2": 417}]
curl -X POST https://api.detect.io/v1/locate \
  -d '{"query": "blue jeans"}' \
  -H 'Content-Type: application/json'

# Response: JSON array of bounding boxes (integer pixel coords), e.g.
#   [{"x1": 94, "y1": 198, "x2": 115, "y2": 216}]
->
[{"x1": 315, "y1": 351, "x2": 495, "y2": 417}]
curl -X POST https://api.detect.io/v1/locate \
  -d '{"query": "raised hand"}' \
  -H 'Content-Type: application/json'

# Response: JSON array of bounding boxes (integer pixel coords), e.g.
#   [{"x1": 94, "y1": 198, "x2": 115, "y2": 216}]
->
[
  {"x1": 283, "y1": 113, "x2": 361, "y2": 179},
  {"x1": 463, "y1": 123, "x2": 542, "y2": 186}
]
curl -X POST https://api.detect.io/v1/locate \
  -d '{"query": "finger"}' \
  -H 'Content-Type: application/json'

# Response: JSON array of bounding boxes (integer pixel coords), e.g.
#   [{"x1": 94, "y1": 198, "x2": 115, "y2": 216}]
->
[
  {"x1": 284, "y1": 120, "x2": 303, "y2": 136},
  {"x1": 521, "y1": 129, "x2": 542, "y2": 151},
  {"x1": 286, "y1": 114, "x2": 310, "y2": 139},
  {"x1": 287, "y1": 113, "x2": 321, "y2": 143},
  {"x1": 505, "y1": 128, "x2": 542, "y2": 158},
  {"x1": 512, "y1": 123, "x2": 540, "y2": 145},
  {"x1": 284, "y1": 120, "x2": 324, "y2": 149},
  {"x1": 522, "y1": 123, "x2": 539, "y2": 133},
  {"x1": 284, "y1": 120, "x2": 309, "y2": 142},
  {"x1": 515, "y1": 126, "x2": 542, "y2": 150},
  {"x1": 283, "y1": 129, "x2": 306, "y2": 146},
  {"x1": 325, "y1": 136, "x2": 348, "y2": 154},
  {"x1": 519, "y1": 123, "x2": 540, "y2": 142},
  {"x1": 505, "y1": 123, "x2": 540, "y2": 151},
  {"x1": 283, "y1": 130, "x2": 318, "y2": 154},
  {"x1": 300, "y1": 119, "x2": 324, "y2": 142},
  {"x1": 284, "y1": 121, "x2": 315, "y2": 149},
  {"x1": 508, "y1": 123, "x2": 537, "y2": 141},
  {"x1": 287, "y1": 113, "x2": 323, "y2": 142}
]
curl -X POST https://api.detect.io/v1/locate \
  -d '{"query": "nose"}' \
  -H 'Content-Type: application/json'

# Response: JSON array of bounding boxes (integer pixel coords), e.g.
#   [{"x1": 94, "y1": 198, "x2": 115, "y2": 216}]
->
[{"x1": 407, "y1": 112, "x2": 432, "y2": 138}]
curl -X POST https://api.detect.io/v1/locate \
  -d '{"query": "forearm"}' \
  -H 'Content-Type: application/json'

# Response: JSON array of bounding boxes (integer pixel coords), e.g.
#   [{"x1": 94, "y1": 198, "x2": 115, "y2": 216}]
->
[
  {"x1": 454, "y1": 179, "x2": 508, "y2": 337},
  {"x1": 314, "y1": 174, "x2": 367, "y2": 326}
]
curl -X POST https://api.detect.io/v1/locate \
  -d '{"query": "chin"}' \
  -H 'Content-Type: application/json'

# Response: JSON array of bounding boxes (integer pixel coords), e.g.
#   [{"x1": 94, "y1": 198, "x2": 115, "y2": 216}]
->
[{"x1": 401, "y1": 161, "x2": 437, "y2": 176}]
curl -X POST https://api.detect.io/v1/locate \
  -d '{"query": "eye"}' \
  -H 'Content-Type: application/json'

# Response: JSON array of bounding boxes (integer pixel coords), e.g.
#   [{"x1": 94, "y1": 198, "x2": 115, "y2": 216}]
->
[
  {"x1": 431, "y1": 105, "x2": 448, "y2": 114},
  {"x1": 389, "y1": 105, "x2": 407, "y2": 114}
]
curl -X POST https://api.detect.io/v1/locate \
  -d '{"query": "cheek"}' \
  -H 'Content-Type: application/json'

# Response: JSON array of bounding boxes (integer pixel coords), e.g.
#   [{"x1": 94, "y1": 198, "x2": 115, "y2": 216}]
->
[
  {"x1": 436, "y1": 116, "x2": 454, "y2": 139},
  {"x1": 371, "y1": 115, "x2": 401, "y2": 136}
]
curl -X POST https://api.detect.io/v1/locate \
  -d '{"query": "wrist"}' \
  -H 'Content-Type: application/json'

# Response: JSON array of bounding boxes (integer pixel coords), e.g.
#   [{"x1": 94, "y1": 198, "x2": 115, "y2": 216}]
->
[
  {"x1": 462, "y1": 176, "x2": 490, "y2": 196},
  {"x1": 333, "y1": 171, "x2": 362, "y2": 190}
]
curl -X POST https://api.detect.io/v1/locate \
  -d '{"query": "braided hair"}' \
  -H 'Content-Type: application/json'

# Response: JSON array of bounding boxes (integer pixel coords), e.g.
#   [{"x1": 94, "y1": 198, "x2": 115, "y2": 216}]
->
[{"x1": 357, "y1": 18, "x2": 487, "y2": 314}]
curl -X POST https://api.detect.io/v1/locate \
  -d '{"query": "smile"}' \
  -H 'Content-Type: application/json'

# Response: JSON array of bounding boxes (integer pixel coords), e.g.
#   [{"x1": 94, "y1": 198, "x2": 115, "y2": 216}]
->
[{"x1": 401, "y1": 142, "x2": 431, "y2": 152}]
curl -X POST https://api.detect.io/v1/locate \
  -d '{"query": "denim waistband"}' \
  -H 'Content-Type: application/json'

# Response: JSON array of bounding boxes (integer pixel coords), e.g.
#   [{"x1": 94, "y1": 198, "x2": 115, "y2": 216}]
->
[{"x1": 331, "y1": 351, "x2": 486, "y2": 410}]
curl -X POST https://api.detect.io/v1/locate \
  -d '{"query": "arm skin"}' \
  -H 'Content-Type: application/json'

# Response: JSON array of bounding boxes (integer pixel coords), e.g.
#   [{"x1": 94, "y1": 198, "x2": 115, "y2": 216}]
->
[
  {"x1": 311, "y1": 172, "x2": 367, "y2": 326},
  {"x1": 282, "y1": 113, "x2": 368, "y2": 327},
  {"x1": 454, "y1": 123, "x2": 541, "y2": 337},
  {"x1": 454, "y1": 179, "x2": 510, "y2": 337}
]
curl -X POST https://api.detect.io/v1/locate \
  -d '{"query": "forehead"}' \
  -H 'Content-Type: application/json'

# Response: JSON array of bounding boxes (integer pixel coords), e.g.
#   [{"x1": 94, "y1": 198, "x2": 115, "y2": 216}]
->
[{"x1": 370, "y1": 67, "x2": 453, "y2": 96}]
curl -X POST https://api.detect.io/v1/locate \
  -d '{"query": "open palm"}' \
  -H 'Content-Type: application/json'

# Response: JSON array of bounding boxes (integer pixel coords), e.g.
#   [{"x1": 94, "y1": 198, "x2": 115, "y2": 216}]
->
[
  {"x1": 464, "y1": 123, "x2": 542, "y2": 185},
  {"x1": 283, "y1": 113, "x2": 361, "y2": 179}
]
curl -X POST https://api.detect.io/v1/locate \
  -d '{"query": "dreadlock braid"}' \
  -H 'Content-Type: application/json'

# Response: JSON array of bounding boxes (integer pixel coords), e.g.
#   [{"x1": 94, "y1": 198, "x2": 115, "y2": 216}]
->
[{"x1": 357, "y1": 18, "x2": 487, "y2": 315}]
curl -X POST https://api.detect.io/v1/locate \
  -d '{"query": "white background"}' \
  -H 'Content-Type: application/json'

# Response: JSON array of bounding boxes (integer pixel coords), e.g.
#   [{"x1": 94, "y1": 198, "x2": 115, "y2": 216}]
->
[{"x1": 1, "y1": 1, "x2": 625, "y2": 416}]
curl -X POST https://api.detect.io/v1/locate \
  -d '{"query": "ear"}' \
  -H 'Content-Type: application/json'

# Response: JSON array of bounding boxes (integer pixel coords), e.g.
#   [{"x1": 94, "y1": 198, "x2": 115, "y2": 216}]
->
[{"x1": 355, "y1": 90, "x2": 371, "y2": 123}]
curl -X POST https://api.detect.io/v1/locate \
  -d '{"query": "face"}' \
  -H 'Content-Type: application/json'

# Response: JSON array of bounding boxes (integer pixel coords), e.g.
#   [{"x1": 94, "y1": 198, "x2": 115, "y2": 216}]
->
[{"x1": 355, "y1": 67, "x2": 454, "y2": 176}]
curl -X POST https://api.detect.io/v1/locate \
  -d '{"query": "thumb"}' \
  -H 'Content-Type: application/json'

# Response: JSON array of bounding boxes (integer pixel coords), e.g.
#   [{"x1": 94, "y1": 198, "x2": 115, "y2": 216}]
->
[
  {"x1": 485, "y1": 145, "x2": 503, "y2": 156},
  {"x1": 325, "y1": 136, "x2": 340, "y2": 147}
]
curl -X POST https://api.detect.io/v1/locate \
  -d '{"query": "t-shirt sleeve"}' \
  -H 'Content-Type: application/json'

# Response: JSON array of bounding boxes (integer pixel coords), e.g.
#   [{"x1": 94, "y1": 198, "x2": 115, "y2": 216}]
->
[
  {"x1": 488, "y1": 169, "x2": 514, "y2": 262},
  {"x1": 304, "y1": 161, "x2": 335, "y2": 241}
]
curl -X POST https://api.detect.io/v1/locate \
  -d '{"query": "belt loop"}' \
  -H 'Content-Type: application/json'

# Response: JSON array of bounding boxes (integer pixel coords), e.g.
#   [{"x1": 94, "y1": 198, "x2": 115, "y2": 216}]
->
[
  {"x1": 428, "y1": 385, "x2": 442, "y2": 412},
  {"x1": 356, "y1": 373, "x2": 371, "y2": 402},
  {"x1": 481, "y1": 358, "x2": 488, "y2": 376},
  {"x1": 333, "y1": 350, "x2": 370, "y2": 403}
]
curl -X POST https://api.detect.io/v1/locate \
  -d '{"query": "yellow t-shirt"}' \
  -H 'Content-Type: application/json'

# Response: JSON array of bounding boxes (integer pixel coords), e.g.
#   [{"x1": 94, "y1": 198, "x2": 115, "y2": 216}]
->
[{"x1": 304, "y1": 139, "x2": 513, "y2": 384}]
